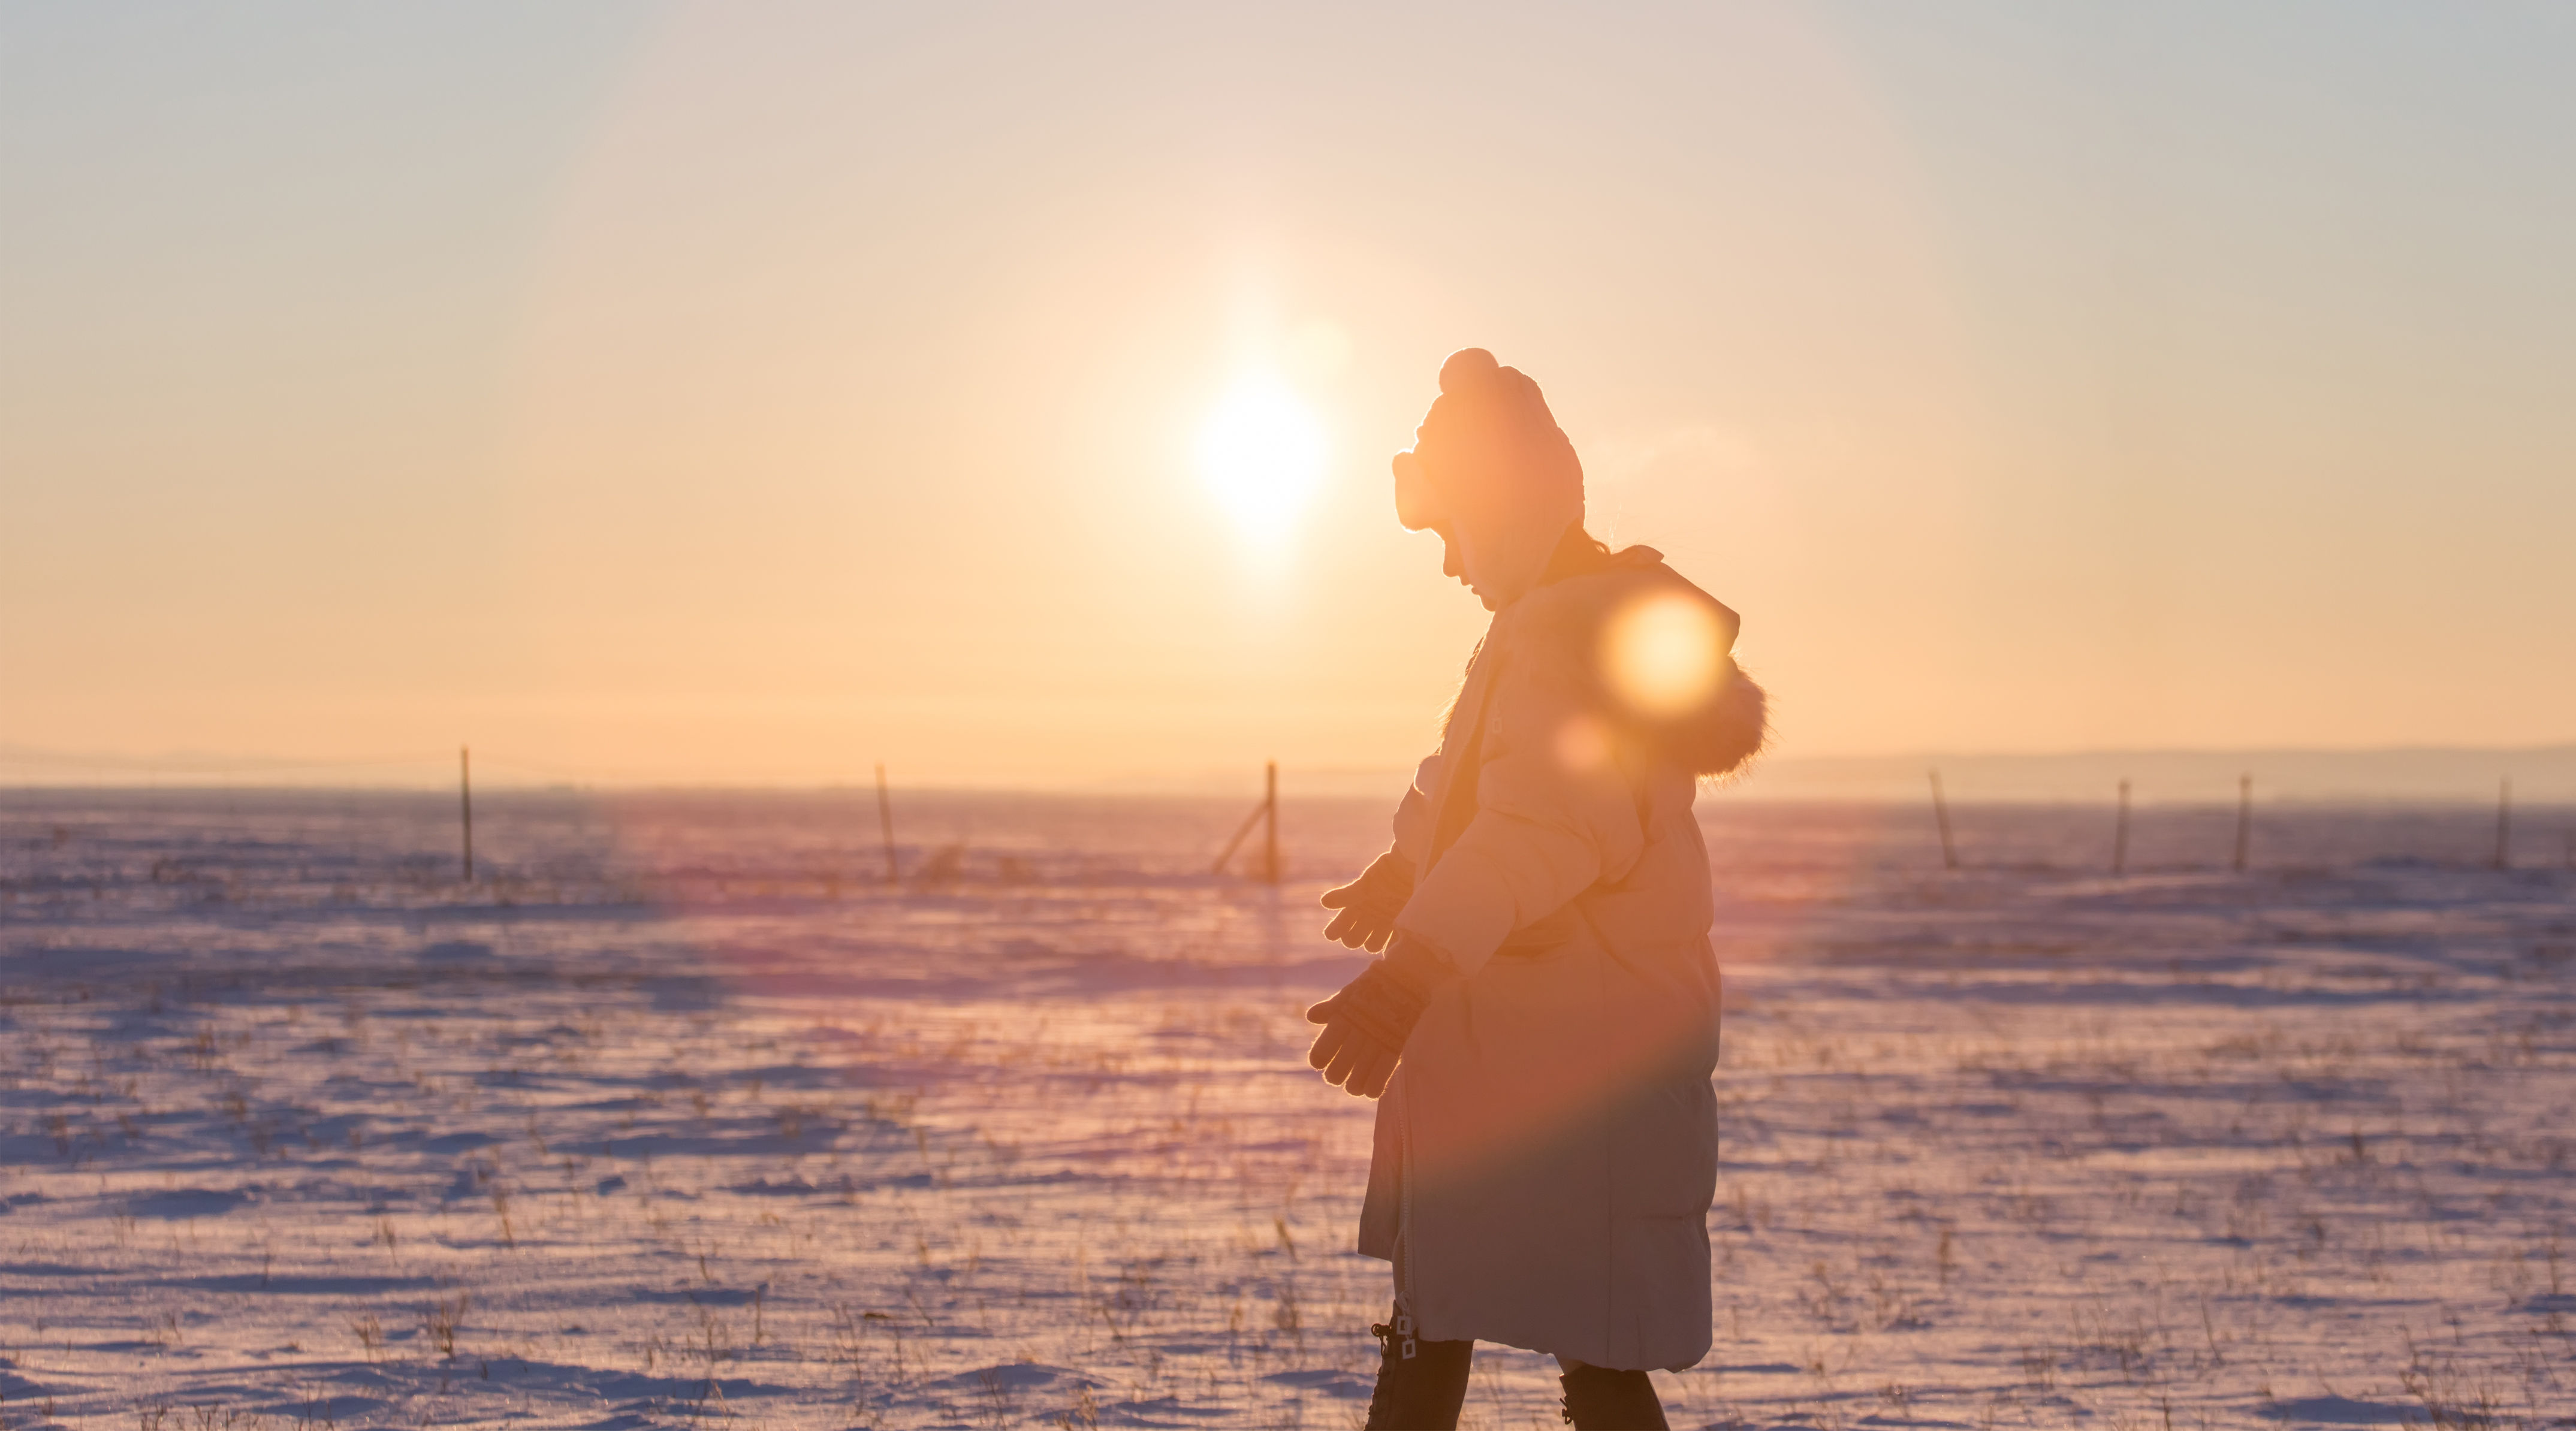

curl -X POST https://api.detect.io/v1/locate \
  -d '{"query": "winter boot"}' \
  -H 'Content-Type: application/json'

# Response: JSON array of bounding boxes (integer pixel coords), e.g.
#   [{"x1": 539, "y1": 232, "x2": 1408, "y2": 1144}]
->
[
  {"x1": 1362, "y1": 1304, "x2": 1471, "y2": 1430},
  {"x1": 1558, "y1": 1364, "x2": 1669, "y2": 1430}
]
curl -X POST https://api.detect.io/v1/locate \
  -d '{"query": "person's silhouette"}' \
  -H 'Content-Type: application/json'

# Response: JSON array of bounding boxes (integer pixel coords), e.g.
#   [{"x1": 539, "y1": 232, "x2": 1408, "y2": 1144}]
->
[{"x1": 1305, "y1": 348, "x2": 1766, "y2": 1429}]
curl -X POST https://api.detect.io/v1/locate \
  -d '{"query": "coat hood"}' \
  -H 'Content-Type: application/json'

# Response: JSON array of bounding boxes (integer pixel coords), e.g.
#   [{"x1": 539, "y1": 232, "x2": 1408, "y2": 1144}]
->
[{"x1": 1518, "y1": 539, "x2": 1769, "y2": 780}]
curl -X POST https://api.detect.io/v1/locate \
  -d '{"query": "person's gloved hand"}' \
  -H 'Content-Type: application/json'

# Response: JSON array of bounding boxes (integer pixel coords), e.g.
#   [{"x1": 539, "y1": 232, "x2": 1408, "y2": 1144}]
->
[
  {"x1": 1319, "y1": 849, "x2": 1414, "y2": 952},
  {"x1": 1305, "y1": 934, "x2": 1455, "y2": 1098}
]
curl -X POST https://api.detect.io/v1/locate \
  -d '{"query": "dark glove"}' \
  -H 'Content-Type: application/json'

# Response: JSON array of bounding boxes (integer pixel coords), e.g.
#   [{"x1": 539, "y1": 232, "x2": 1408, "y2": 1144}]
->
[
  {"x1": 1304, "y1": 934, "x2": 1455, "y2": 1099},
  {"x1": 1319, "y1": 849, "x2": 1414, "y2": 952}
]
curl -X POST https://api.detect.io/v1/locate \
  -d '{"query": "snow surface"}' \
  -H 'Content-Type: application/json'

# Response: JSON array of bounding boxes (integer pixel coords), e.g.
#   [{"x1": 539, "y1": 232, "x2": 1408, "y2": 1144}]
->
[{"x1": 2, "y1": 789, "x2": 2572, "y2": 1428}]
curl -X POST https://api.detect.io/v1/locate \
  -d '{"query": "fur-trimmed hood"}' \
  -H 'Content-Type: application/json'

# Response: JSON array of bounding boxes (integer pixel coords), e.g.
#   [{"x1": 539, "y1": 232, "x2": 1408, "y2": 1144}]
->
[{"x1": 1508, "y1": 542, "x2": 1768, "y2": 780}]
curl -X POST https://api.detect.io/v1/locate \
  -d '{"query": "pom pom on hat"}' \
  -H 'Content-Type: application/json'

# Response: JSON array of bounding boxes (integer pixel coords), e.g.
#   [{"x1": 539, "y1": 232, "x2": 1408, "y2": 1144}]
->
[{"x1": 1438, "y1": 347, "x2": 1501, "y2": 395}]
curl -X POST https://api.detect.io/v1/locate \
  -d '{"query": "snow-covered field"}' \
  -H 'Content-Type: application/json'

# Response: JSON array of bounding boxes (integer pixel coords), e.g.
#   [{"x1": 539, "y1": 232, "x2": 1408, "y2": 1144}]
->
[{"x1": 2, "y1": 789, "x2": 2571, "y2": 1429}]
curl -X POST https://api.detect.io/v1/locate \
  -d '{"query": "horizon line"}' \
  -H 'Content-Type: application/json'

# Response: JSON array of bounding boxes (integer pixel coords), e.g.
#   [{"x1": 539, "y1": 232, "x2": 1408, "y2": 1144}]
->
[{"x1": 4, "y1": 738, "x2": 2573, "y2": 780}]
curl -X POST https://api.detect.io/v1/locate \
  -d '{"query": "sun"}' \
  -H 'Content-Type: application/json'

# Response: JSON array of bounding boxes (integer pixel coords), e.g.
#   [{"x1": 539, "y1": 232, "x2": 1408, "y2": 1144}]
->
[{"x1": 1196, "y1": 374, "x2": 1325, "y2": 536}]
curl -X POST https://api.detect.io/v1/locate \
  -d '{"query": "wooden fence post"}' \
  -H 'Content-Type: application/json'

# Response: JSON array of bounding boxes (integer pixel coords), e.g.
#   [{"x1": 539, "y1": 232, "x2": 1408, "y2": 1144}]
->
[
  {"x1": 2232, "y1": 774, "x2": 2252, "y2": 873},
  {"x1": 1211, "y1": 765, "x2": 1282, "y2": 881},
  {"x1": 1263, "y1": 761, "x2": 1280, "y2": 885},
  {"x1": 459, "y1": 745, "x2": 474, "y2": 883},
  {"x1": 876, "y1": 763, "x2": 899, "y2": 886}
]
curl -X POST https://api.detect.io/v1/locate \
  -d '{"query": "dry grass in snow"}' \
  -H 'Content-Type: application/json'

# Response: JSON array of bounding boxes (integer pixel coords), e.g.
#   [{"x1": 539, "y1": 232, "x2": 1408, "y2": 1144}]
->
[{"x1": 0, "y1": 790, "x2": 2570, "y2": 1428}]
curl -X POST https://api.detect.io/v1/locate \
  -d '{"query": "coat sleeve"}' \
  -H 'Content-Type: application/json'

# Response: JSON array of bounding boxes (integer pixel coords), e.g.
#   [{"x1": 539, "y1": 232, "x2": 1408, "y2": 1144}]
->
[
  {"x1": 1392, "y1": 639, "x2": 1646, "y2": 977},
  {"x1": 1390, "y1": 754, "x2": 1441, "y2": 868}
]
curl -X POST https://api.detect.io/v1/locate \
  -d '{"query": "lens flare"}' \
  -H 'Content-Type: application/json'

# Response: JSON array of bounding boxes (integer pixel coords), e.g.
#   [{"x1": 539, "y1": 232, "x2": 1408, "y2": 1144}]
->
[
  {"x1": 1603, "y1": 591, "x2": 1729, "y2": 720},
  {"x1": 1196, "y1": 374, "x2": 1325, "y2": 536}
]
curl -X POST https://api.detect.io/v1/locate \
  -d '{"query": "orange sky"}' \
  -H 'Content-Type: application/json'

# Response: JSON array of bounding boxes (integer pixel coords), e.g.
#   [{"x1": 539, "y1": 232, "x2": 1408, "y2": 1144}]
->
[{"x1": 5, "y1": 2, "x2": 2574, "y2": 787}]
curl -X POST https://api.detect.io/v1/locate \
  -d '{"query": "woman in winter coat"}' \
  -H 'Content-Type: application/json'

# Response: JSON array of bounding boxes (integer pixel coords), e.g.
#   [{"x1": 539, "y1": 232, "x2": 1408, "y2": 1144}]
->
[{"x1": 1304, "y1": 349, "x2": 1766, "y2": 1430}]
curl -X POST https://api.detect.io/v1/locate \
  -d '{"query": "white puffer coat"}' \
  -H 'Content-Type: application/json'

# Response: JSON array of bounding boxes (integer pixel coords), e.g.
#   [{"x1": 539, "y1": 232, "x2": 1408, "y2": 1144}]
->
[{"x1": 1358, "y1": 543, "x2": 1763, "y2": 1372}]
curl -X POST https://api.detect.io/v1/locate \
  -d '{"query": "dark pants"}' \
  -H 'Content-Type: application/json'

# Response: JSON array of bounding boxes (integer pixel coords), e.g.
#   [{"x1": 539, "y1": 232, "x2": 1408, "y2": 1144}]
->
[{"x1": 1362, "y1": 1303, "x2": 1669, "y2": 1430}]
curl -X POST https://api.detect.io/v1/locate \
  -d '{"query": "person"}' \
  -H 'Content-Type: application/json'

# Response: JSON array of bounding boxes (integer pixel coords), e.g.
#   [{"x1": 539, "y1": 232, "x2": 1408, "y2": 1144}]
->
[{"x1": 1304, "y1": 348, "x2": 1766, "y2": 1430}]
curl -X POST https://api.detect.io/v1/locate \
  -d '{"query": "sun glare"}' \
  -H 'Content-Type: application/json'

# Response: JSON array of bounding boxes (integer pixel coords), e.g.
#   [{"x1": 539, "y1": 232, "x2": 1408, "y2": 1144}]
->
[
  {"x1": 1603, "y1": 591, "x2": 1729, "y2": 720},
  {"x1": 1196, "y1": 375, "x2": 1325, "y2": 536}
]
